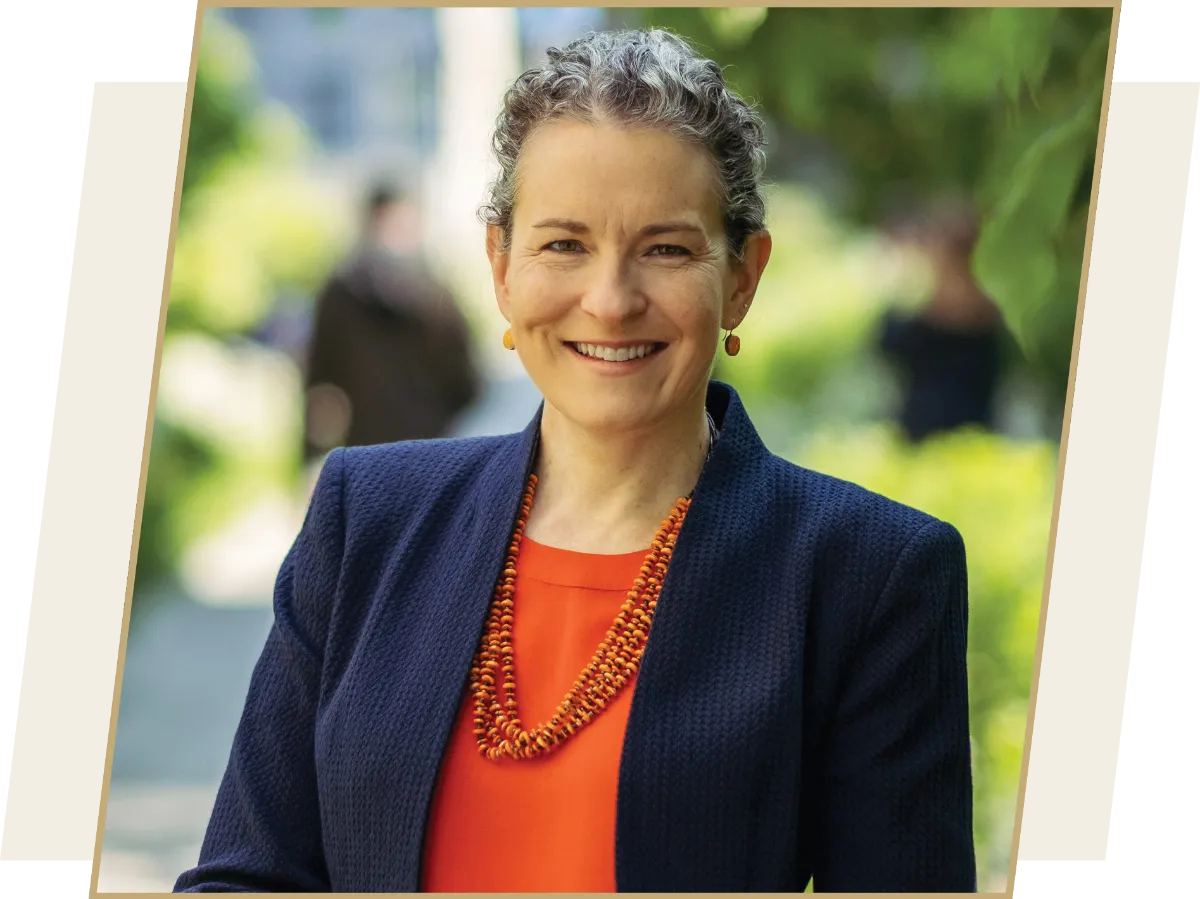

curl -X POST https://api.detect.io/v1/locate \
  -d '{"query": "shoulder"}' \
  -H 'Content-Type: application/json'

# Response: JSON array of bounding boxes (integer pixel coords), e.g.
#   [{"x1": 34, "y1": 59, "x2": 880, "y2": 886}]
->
[
  {"x1": 772, "y1": 448, "x2": 960, "y2": 540},
  {"x1": 296, "y1": 436, "x2": 508, "y2": 563},
  {"x1": 751, "y1": 457, "x2": 968, "y2": 723},
  {"x1": 761, "y1": 451, "x2": 961, "y2": 562},
  {"x1": 336, "y1": 433, "x2": 514, "y2": 520},
  {"x1": 295, "y1": 434, "x2": 522, "y2": 655}
]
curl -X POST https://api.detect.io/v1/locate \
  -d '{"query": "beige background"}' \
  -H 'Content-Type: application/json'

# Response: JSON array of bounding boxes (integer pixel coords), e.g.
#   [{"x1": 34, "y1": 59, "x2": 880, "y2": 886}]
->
[{"x1": 0, "y1": 77, "x2": 1196, "y2": 871}]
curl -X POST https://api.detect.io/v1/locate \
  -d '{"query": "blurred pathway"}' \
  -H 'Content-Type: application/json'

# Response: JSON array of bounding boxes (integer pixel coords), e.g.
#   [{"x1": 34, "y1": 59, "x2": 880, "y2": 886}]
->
[
  {"x1": 98, "y1": 375, "x2": 541, "y2": 892},
  {"x1": 99, "y1": 597, "x2": 273, "y2": 892},
  {"x1": 446, "y1": 369, "x2": 542, "y2": 439}
]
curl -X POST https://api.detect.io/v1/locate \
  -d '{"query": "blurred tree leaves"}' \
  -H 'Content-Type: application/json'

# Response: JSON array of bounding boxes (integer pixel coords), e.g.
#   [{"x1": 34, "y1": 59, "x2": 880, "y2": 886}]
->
[
  {"x1": 990, "y1": 8, "x2": 1058, "y2": 104},
  {"x1": 973, "y1": 90, "x2": 1099, "y2": 384},
  {"x1": 711, "y1": 183, "x2": 903, "y2": 446},
  {"x1": 135, "y1": 13, "x2": 346, "y2": 608},
  {"x1": 170, "y1": 16, "x2": 344, "y2": 338},
  {"x1": 618, "y1": 6, "x2": 1113, "y2": 419},
  {"x1": 137, "y1": 13, "x2": 261, "y2": 602},
  {"x1": 698, "y1": 7, "x2": 767, "y2": 48},
  {"x1": 179, "y1": 14, "x2": 256, "y2": 214}
]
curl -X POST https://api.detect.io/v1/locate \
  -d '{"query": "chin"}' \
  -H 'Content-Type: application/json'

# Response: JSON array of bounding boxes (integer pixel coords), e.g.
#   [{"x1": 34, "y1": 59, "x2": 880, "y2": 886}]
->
[{"x1": 550, "y1": 393, "x2": 659, "y2": 435}]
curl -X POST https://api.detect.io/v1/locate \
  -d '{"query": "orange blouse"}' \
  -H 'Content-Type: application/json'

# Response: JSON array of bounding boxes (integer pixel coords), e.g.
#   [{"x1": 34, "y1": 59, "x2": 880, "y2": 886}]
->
[{"x1": 420, "y1": 537, "x2": 649, "y2": 893}]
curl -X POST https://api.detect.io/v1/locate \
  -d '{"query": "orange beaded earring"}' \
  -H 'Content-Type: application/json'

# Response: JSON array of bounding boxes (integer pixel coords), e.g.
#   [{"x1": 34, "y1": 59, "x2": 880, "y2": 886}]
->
[
  {"x1": 502, "y1": 328, "x2": 515, "y2": 350},
  {"x1": 724, "y1": 300, "x2": 749, "y2": 356}
]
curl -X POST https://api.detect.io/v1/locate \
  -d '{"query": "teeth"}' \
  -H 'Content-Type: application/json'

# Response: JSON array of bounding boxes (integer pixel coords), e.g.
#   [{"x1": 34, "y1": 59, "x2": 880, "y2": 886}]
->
[{"x1": 573, "y1": 343, "x2": 657, "y2": 361}]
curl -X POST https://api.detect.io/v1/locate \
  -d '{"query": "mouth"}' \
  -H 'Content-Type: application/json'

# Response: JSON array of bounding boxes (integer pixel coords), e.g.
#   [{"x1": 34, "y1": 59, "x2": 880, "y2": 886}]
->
[{"x1": 566, "y1": 341, "x2": 668, "y2": 363}]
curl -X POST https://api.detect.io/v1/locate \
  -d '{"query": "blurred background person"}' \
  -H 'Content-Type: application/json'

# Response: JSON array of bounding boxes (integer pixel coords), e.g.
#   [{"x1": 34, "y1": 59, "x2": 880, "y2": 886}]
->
[
  {"x1": 879, "y1": 196, "x2": 1006, "y2": 442},
  {"x1": 303, "y1": 182, "x2": 481, "y2": 463}
]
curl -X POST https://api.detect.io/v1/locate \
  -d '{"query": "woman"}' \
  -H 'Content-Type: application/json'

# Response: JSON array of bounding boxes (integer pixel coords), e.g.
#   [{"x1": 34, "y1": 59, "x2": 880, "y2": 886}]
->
[{"x1": 175, "y1": 29, "x2": 974, "y2": 894}]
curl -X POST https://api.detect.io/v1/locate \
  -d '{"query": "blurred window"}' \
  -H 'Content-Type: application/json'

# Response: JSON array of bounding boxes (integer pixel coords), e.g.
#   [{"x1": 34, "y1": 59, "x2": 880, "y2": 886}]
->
[{"x1": 307, "y1": 69, "x2": 354, "y2": 150}]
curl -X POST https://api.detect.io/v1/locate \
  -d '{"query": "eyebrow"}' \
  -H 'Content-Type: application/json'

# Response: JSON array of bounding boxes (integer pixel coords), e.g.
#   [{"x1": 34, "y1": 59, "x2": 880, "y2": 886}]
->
[{"x1": 530, "y1": 218, "x2": 707, "y2": 238}]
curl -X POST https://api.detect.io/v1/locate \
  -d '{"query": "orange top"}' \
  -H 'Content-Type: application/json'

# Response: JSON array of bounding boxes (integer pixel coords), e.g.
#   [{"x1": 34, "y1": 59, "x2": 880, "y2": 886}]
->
[{"x1": 420, "y1": 537, "x2": 649, "y2": 893}]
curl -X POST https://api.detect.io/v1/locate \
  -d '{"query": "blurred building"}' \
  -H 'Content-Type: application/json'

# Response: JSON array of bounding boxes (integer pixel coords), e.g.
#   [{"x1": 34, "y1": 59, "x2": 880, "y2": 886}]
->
[
  {"x1": 222, "y1": 7, "x2": 440, "y2": 182},
  {"x1": 222, "y1": 7, "x2": 605, "y2": 185}
]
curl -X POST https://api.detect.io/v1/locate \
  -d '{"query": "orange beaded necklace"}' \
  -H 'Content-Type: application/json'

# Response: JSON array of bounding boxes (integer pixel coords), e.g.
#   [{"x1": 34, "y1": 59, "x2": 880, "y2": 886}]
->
[{"x1": 470, "y1": 475, "x2": 692, "y2": 762}]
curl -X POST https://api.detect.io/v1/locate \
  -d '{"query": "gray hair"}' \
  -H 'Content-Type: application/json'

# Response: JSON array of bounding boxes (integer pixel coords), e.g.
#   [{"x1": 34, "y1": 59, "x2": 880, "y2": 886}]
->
[{"x1": 481, "y1": 29, "x2": 767, "y2": 259}]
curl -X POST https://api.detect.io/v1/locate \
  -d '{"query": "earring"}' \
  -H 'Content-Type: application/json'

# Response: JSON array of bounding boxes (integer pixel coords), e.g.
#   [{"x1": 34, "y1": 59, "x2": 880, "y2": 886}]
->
[
  {"x1": 724, "y1": 301, "x2": 749, "y2": 356},
  {"x1": 502, "y1": 328, "x2": 515, "y2": 350}
]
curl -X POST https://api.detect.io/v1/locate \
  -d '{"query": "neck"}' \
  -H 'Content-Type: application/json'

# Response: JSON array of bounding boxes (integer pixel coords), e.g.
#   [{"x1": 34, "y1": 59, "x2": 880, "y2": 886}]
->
[
  {"x1": 524, "y1": 387, "x2": 712, "y2": 554},
  {"x1": 925, "y1": 264, "x2": 997, "y2": 328}
]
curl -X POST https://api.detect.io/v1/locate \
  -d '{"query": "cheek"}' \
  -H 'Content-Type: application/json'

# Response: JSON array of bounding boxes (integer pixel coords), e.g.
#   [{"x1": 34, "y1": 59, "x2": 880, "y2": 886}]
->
[
  {"x1": 507, "y1": 262, "x2": 579, "y2": 325},
  {"x1": 646, "y1": 266, "x2": 725, "y2": 333}
]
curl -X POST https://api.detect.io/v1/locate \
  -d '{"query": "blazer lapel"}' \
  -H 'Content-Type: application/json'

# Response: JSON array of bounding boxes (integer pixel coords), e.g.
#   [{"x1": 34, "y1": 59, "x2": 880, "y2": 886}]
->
[
  {"x1": 614, "y1": 383, "x2": 808, "y2": 891},
  {"x1": 390, "y1": 408, "x2": 543, "y2": 890}
]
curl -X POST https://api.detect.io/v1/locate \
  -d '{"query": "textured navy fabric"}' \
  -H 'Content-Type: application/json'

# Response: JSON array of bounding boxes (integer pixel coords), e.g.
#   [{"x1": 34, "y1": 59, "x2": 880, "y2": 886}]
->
[{"x1": 174, "y1": 381, "x2": 975, "y2": 893}]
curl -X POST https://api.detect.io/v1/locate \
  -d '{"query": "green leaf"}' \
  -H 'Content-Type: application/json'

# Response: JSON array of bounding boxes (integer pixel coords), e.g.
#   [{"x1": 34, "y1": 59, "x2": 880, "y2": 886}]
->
[
  {"x1": 973, "y1": 229, "x2": 1059, "y2": 349},
  {"x1": 972, "y1": 90, "x2": 1100, "y2": 355},
  {"x1": 989, "y1": 8, "x2": 1059, "y2": 104},
  {"x1": 928, "y1": 11, "x2": 1002, "y2": 103},
  {"x1": 1009, "y1": 94, "x2": 1099, "y2": 224}
]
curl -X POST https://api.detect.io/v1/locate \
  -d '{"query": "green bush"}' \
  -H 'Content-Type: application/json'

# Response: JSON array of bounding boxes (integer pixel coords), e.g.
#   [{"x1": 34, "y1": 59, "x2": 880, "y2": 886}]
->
[{"x1": 710, "y1": 183, "x2": 916, "y2": 457}]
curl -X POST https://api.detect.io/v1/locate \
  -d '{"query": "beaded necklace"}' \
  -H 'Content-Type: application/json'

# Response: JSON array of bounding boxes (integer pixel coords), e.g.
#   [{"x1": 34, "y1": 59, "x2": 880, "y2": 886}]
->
[{"x1": 470, "y1": 412, "x2": 717, "y2": 761}]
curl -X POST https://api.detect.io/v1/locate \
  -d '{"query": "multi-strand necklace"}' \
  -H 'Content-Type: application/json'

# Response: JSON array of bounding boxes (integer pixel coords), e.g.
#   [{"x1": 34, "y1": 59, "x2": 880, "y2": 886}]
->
[{"x1": 470, "y1": 412, "x2": 716, "y2": 762}]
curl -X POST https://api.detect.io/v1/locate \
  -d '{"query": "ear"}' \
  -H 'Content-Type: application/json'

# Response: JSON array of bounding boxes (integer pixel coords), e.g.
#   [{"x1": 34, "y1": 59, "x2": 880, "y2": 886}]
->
[
  {"x1": 486, "y1": 224, "x2": 512, "y2": 321},
  {"x1": 722, "y1": 230, "x2": 773, "y2": 330}
]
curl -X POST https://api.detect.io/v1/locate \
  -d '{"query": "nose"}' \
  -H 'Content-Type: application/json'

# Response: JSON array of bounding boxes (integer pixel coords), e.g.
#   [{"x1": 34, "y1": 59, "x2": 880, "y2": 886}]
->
[{"x1": 578, "y1": 254, "x2": 647, "y2": 325}]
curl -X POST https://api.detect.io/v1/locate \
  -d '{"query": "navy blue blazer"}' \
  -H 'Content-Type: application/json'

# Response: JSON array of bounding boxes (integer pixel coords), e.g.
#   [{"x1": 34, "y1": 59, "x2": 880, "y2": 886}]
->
[{"x1": 175, "y1": 381, "x2": 975, "y2": 893}]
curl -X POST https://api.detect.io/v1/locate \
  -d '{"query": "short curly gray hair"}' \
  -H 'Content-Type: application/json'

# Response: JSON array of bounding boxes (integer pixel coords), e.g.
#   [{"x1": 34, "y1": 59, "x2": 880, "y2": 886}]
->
[{"x1": 481, "y1": 29, "x2": 768, "y2": 259}]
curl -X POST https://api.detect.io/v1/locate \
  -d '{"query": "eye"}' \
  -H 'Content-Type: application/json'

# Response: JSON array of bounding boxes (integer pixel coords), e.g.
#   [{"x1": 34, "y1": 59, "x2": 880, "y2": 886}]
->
[
  {"x1": 647, "y1": 244, "x2": 692, "y2": 257},
  {"x1": 544, "y1": 239, "x2": 583, "y2": 253}
]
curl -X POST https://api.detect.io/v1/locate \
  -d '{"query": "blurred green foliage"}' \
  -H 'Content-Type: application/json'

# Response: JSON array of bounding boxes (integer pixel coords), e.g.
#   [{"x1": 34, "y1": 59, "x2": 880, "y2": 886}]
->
[
  {"x1": 620, "y1": 6, "x2": 1112, "y2": 421},
  {"x1": 135, "y1": 15, "x2": 347, "y2": 604},
  {"x1": 800, "y1": 427, "x2": 1055, "y2": 887},
  {"x1": 711, "y1": 183, "x2": 902, "y2": 447}
]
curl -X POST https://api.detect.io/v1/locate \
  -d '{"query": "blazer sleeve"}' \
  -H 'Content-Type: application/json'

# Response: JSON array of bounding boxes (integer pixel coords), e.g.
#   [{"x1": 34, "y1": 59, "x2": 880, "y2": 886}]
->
[
  {"x1": 174, "y1": 449, "x2": 346, "y2": 893},
  {"x1": 813, "y1": 519, "x2": 976, "y2": 893}
]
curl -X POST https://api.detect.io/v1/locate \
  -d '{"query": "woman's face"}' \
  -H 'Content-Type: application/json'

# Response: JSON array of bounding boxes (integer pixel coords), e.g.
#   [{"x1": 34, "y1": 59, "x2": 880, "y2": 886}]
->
[{"x1": 487, "y1": 119, "x2": 771, "y2": 435}]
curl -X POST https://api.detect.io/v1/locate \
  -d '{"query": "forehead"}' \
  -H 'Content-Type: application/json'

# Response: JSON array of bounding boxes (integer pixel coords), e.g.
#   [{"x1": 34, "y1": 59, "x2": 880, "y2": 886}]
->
[{"x1": 512, "y1": 119, "x2": 723, "y2": 230}]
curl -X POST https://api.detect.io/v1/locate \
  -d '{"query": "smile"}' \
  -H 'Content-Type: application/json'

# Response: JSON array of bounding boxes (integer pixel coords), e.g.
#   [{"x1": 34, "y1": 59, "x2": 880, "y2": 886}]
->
[{"x1": 568, "y1": 341, "x2": 666, "y2": 362}]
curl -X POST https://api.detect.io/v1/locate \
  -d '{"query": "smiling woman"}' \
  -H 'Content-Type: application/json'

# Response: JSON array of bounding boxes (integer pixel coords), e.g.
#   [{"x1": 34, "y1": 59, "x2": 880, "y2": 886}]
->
[
  {"x1": 488, "y1": 121, "x2": 768, "y2": 472},
  {"x1": 175, "y1": 29, "x2": 976, "y2": 894}
]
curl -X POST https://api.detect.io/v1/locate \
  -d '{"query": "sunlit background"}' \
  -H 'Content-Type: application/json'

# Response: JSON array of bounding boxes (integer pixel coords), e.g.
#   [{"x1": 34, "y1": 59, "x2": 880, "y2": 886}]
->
[{"x1": 99, "y1": 6, "x2": 1111, "y2": 893}]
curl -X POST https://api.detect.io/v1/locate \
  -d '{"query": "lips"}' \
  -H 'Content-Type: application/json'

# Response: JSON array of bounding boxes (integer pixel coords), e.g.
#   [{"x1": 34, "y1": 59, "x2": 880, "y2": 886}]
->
[{"x1": 568, "y1": 342, "x2": 666, "y2": 362}]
